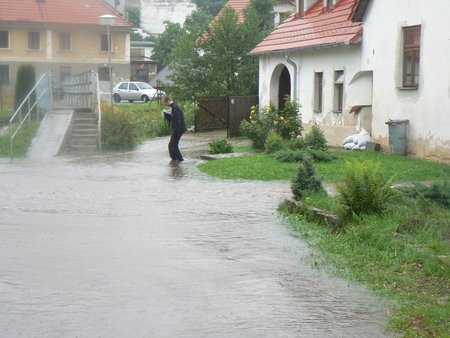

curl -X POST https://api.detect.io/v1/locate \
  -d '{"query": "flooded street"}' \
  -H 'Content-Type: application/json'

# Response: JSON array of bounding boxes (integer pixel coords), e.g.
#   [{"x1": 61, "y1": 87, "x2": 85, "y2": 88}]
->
[{"x1": 0, "y1": 133, "x2": 390, "y2": 337}]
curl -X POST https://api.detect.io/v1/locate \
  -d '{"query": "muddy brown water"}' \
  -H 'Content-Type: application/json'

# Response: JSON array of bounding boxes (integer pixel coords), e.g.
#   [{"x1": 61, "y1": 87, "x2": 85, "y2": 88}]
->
[{"x1": 0, "y1": 132, "x2": 392, "y2": 337}]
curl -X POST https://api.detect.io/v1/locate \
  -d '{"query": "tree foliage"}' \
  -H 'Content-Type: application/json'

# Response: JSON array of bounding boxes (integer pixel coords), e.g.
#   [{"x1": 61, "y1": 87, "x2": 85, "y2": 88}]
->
[
  {"x1": 151, "y1": 22, "x2": 186, "y2": 69},
  {"x1": 245, "y1": 0, "x2": 275, "y2": 31},
  {"x1": 126, "y1": 7, "x2": 140, "y2": 28},
  {"x1": 192, "y1": 0, "x2": 227, "y2": 16},
  {"x1": 169, "y1": 3, "x2": 269, "y2": 100},
  {"x1": 151, "y1": 0, "x2": 275, "y2": 100},
  {"x1": 14, "y1": 63, "x2": 36, "y2": 113},
  {"x1": 183, "y1": 10, "x2": 214, "y2": 39}
]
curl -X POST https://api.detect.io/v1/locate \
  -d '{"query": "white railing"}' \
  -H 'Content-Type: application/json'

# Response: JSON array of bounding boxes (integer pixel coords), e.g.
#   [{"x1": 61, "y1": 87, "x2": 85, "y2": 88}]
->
[
  {"x1": 60, "y1": 70, "x2": 101, "y2": 153},
  {"x1": 61, "y1": 70, "x2": 97, "y2": 111},
  {"x1": 93, "y1": 72, "x2": 102, "y2": 153},
  {"x1": 9, "y1": 72, "x2": 52, "y2": 158}
]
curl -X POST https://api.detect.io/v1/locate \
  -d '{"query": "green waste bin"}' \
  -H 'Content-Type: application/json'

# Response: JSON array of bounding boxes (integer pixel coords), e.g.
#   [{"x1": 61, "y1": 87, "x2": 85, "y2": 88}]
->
[{"x1": 385, "y1": 119, "x2": 409, "y2": 155}]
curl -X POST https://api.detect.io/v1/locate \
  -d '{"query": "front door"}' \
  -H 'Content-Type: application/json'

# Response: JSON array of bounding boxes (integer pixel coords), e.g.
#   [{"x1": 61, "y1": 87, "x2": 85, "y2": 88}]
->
[{"x1": 278, "y1": 66, "x2": 291, "y2": 111}]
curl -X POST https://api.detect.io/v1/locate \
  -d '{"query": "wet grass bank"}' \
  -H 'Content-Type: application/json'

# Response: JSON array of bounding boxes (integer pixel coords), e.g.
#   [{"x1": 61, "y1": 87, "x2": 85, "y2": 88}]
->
[
  {"x1": 0, "y1": 120, "x2": 40, "y2": 157},
  {"x1": 198, "y1": 149, "x2": 450, "y2": 337}
]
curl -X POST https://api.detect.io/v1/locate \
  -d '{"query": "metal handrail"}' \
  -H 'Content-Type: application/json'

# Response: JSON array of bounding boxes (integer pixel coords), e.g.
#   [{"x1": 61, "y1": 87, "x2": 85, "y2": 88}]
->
[
  {"x1": 9, "y1": 71, "x2": 52, "y2": 158},
  {"x1": 61, "y1": 70, "x2": 101, "y2": 153},
  {"x1": 93, "y1": 71, "x2": 102, "y2": 153},
  {"x1": 61, "y1": 70, "x2": 97, "y2": 111}
]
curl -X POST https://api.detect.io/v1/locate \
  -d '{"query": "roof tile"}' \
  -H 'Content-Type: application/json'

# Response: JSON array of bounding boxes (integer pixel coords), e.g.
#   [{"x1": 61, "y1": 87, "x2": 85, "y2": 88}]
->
[
  {"x1": 251, "y1": 0, "x2": 363, "y2": 54},
  {"x1": 0, "y1": 0, "x2": 130, "y2": 28}
]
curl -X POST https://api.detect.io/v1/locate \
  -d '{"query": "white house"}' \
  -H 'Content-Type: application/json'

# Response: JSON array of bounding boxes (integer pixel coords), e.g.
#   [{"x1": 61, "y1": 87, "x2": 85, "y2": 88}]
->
[{"x1": 251, "y1": 0, "x2": 450, "y2": 162}]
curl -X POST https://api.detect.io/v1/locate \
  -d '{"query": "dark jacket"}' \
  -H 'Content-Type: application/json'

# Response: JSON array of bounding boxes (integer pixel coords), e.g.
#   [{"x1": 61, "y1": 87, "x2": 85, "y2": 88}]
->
[{"x1": 170, "y1": 102, "x2": 186, "y2": 134}]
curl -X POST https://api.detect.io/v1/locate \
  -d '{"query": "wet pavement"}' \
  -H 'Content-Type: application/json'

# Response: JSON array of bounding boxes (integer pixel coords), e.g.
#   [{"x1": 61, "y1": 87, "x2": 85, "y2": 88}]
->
[{"x1": 0, "y1": 132, "x2": 391, "y2": 337}]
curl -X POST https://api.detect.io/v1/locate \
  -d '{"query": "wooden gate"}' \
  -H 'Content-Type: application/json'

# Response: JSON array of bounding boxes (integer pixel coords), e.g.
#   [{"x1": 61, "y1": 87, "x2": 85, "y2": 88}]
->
[{"x1": 195, "y1": 96, "x2": 258, "y2": 137}]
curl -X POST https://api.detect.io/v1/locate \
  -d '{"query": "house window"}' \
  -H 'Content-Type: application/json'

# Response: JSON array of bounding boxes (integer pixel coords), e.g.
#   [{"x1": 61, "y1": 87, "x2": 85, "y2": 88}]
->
[
  {"x1": 28, "y1": 32, "x2": 40, "y2": 50},
  {"x1": 59, "y1": 33, "x2": 71, "y2": 51},
  {"x1": 314, "y1": 72, "x2": 323, "y2": 113},
  {"x1": 98, "y1": 67, "x2": 110, "y2": 81},
  {"x1": 100, "y1": 34, "x2": 111, "y2": 52},
  {"x1": 333, "y1": 70, "x2": 344, "y2": 113},
  {"x1": 0, "y1": 65, "x2": 9, "y2": 85},
  {"x1": 0, "y1": 31, "x2": 9, "y2": 49},
  {"x1": 403, "y1": 25, "x2": 421, "y2": 88}
]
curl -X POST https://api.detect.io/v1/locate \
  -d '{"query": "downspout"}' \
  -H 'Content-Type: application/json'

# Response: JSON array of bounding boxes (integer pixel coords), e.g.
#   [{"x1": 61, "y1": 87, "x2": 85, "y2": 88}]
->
[{"x1": 284, "y1": 51, "x2": 298, "y2": 101}]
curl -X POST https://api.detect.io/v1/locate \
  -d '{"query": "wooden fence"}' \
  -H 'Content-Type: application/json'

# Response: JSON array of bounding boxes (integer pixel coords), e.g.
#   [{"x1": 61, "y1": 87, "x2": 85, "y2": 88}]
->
[{"x1": 195, "y1": 96, "x2": 258, "y2": 137}]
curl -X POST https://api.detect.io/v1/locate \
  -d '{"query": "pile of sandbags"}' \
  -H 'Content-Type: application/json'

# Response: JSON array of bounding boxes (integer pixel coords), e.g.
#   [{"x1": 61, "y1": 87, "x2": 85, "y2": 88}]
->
[{"x1": 342, "y1": 129, "x2": 371, "y2": 150}]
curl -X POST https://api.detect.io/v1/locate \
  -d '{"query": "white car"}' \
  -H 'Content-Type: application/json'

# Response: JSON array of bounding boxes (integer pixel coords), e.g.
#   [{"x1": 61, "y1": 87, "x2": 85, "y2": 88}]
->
[{"x1": 112, "y1": 81, "x2": 165, "y2": 103}]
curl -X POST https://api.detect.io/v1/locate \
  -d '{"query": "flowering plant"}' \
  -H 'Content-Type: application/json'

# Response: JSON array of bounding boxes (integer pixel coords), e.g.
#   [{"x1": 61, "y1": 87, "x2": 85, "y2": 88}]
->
[
  {"x1": 240, "y1": 103, "x2": 277, "y2": 149},
  {"x1": 275, "y1": 96, "x2": 303, "y2": 140}
]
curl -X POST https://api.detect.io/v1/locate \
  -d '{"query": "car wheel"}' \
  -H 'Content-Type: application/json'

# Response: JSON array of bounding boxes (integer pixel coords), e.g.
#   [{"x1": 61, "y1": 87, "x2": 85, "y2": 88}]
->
[
  {"x1": 113, "y1": 93, "x2": 121, "y2": 103},
  {"x1": 142, "y1": 95, "x2": 149, "y2": 103}
]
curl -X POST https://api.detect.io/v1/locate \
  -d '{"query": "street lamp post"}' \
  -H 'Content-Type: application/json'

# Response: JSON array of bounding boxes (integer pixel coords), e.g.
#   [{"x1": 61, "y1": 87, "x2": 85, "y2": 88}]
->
[{"x1": 99, "y1": 14, "x2": 116, "y2": 111}]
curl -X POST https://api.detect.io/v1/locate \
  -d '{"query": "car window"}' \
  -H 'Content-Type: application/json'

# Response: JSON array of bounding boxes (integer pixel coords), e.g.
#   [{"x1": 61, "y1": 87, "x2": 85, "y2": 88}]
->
[
  {"x1": 138, "y1": 82, "x2": 152, "y2": 89},
  {"x1": 129, "y1": 83, "x2": 139, "y2": 91},
  {"x1": 118, "y1": 82, "x2": 128, "y2": 90}
]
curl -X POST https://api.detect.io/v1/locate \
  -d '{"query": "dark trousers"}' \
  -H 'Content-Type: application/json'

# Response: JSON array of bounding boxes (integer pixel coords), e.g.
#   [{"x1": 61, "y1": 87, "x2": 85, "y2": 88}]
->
[{"x1": 168, "y1": 131, "x2": 184, "y2": 161}]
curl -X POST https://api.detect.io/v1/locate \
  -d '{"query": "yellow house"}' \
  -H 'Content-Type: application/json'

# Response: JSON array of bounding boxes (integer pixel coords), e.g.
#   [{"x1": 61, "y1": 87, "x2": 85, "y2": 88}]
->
[{"x1": 0, "y1": 0, "x2": 131, "y2": 92}]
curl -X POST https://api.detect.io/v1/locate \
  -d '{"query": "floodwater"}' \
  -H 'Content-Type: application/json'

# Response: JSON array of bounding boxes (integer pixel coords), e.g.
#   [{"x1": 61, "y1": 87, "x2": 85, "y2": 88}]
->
[{"x1": 0, "y1": 132, "x2": 391, "y2": 337}]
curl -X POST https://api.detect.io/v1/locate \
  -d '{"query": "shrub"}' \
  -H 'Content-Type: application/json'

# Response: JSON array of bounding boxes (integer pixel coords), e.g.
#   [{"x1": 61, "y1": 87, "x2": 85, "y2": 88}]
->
[
  {"x1": 208, "y1": 138, "x2": 233, "y2": 154},
  {"x1": 181, "y1": 100, "x2": 196, "y2": 130},
  {"x1": 288, "y1": 137, "x2": 305, "y2": 151},
  {"x1": 304, "y1": 124, "x2": 328, "y2": 151},
  {"x1": 291, "y1": 158, "x2": 323, "y2": 200},
  {"x1": 273, "y1": 149, "x2": 306, "y2": 163},
  {"x1": 101, "y1": 105, "x2": 139, "y2": 150},
  {"x1": 399, "y1": 176, "x2": 450, "y2": 209},
  {"x1": 275, "y1": 96, "x2": 303, "y2": 140},
  {"x1": 337, "y1": 160, "x2": 395, "y2": 217},
  {"x1": 240, "y1": 104, "x2": 277, "y2": 149},
  {"x1": 305, "y1": 148, "x2": 336, "y2": 162},
  {"x1": 14, "y1": 63, "x2": 36, "y2": 114},
  {"x1": 137, "y1": 109, "x2": 171, "y2": 138},
  {"x1": 265, "y1": 132, "x2": 285, "y2": 154}
]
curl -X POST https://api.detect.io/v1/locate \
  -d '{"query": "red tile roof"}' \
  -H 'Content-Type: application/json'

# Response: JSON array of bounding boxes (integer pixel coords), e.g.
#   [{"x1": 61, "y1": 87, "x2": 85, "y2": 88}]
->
[
  {"x1": 251, "y1": 0, "x2": 363, "y2": 55},
  {"x1": 199, "y1": 0, "x2": 250, "y2": 42},
  {"x1": 0, "y1": 0, "x2": 130, "y2": 28},
  {"x1": 219, "y1": 0, "x2": 251, "y2": 23}
]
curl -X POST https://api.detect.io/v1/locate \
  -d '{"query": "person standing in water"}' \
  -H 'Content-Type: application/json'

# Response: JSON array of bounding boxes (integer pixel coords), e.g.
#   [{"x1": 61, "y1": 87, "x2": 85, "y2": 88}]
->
[{"x1": 164, "y1": 96, "x2": 186, "y2": 162}]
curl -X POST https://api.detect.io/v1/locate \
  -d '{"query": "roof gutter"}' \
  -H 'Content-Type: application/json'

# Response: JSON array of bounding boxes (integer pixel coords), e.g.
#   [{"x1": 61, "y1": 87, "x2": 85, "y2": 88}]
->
[
  {"x1": 252, "y1": 39, "x2": 362, "y2": 56},
  {"x1": 284, "y1": 51, "x2": 298, "y2": 101}
]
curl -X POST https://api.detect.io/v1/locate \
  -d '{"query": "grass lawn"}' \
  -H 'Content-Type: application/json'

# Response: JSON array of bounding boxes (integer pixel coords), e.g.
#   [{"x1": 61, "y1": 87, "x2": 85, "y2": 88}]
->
[
  {"x1": 198, "y1": 147, "x2": 450, "y2": 337},
  {"x1": 198, "y1": 150, "x2": 450, "y2": 182}
]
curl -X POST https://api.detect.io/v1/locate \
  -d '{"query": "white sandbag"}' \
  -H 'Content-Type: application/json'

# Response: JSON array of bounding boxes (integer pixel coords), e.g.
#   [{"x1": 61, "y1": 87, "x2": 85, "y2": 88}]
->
[
  {"x1": 344, "y1": 142, "x2": 356, "y2": 150},
  {"x1": 342, "y1": 134, "x2": 358, "y2": 145},
  {"x1": 355, "y1": 129, "x2": 371, "y2": 148}
]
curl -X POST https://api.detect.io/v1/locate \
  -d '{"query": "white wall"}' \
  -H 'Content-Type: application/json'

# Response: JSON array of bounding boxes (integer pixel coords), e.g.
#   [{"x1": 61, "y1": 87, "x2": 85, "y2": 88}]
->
[
  {"x1": 361, "y1": 0, "x2": 450, "y2": 159},
  {"x1": 258, "y1": 0, "x2": 450, "y2": 160},
  {"x1": 259, "y1": 46, "x2": 365, "y2": 144}
]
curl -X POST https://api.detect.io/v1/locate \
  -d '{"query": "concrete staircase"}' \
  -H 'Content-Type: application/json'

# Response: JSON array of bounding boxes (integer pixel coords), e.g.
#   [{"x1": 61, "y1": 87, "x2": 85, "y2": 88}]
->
[{"x1": 68, "y1": 109, "x2": 99, "y2": 155}]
